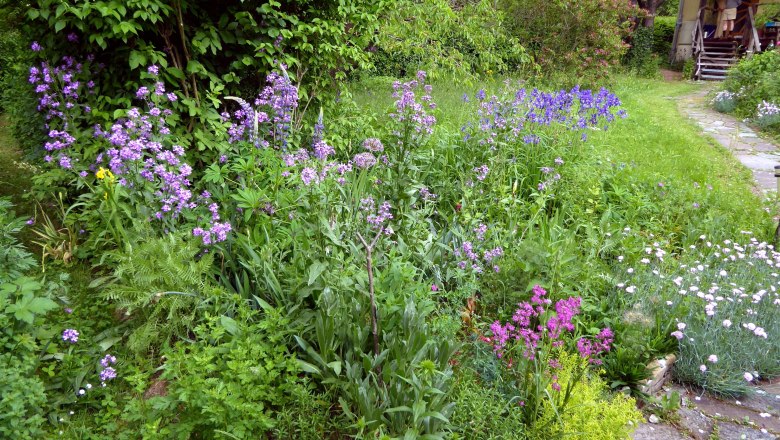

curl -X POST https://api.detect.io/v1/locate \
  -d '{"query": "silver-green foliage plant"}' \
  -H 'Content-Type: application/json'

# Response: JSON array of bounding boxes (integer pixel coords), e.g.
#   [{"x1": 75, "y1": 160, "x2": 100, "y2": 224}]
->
[{"x1": 619, "y1": 233, "x2": 780, "y2": 396}]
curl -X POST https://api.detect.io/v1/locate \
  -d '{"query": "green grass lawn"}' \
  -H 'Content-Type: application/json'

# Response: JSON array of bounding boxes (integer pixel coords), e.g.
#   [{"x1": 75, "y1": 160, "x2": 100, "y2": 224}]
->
[
  {"x1": 0, "y1": 114, "x2": 34, "y2": 208},
  {"x1": 351, "y1": 75, "x2": 771, "y2": 239}
]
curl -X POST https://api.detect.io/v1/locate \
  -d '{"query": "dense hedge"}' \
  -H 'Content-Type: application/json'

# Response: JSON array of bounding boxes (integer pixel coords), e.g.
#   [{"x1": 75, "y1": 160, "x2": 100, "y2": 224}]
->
[{"x1": 8, "y1": 0, "x2": 385, "y2": 156}]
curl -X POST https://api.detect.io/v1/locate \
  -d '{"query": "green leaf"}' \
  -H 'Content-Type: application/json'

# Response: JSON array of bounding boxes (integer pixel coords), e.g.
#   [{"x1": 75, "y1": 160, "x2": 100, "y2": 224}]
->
[
  {"x1": 26, "y1": 297, "x2": 58, "y2": 315},
  {"x1": 54, "y1": 20, "x2": 66, "y2": 33},
  {"x1": 327, "y1": 360, "x2": 342, "y2": 375},
  {"x1": 297, "y1": 359, "x2": 321, "y2": 375},
  {"x1": 220, "y1": 316, "x2": 240, "y2": 335},
  {"x1": 98, "y1": 336, "x2": 122, "y2": 352},
  {"x1": 129, "y1": 51, "x2": 146, "y2": 69},
  {"x1": 307, "y1": 261, "x2": 327, "y2": 286}
]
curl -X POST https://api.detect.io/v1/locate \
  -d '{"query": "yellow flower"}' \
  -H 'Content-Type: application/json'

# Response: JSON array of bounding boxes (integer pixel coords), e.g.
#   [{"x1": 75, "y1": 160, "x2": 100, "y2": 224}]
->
[{"x1": 96, "y1": 167, "x2": 115, "y2": 182}]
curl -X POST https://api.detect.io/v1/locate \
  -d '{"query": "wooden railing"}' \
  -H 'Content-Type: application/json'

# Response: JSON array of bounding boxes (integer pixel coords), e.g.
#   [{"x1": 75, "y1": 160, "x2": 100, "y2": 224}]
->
[
  {"x1": 691, "y1": 7, "x2": 706, "y2": 79},
  {"x1": 747, "y1": 6, "x2": 762, "y2": 55}
]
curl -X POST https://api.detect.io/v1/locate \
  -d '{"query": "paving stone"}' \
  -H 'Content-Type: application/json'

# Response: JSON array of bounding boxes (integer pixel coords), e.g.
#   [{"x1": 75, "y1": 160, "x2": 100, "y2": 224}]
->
[
  {"x1": 632, "y1": 422, "x2": 692, "y2": 440},
  {"x1": 716, "y1": 421, "x2": 778, "y2": 440},
  {"x1": 677, "y1": 408, "x2": 715, "y2": 439},
  {"x1": 688, "y1": 392, "x2": 780, "y2": 433}
]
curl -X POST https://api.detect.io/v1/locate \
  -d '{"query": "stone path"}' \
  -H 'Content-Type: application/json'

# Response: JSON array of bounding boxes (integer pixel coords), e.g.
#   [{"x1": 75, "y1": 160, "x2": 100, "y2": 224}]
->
[
  {"x1": 631, "y1": 86, "x2": 780, "y2": 440},
  {"x1": 678, "y1": 85, "x2": 780, "y2": 193},
  {"x1": 632, "y1": 383, "x2": 780, "y2": 440}
]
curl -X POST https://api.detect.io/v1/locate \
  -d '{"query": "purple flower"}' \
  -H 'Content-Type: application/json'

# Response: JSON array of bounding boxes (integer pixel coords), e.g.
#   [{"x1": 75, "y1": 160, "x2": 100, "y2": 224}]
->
[
  {"x1": 67, "y1": 33, "x2": 78, "y2": 43},
  {"x1": 313, "y1": 140, "x2": 335, "y2": 160},
  {"x1": 419, "y1": 187, "x2": 437, "y2": 201},
  {"x1": 62, "y1": 329, "x2": 80, "y2": 343},
  {"x1": 31, "y1": 41, "x2": 42, "y2": 52},
  {"x1": 26, "y1": 218, "x2": 34, "y2": 225},
  {"x1": 147, "y1": 65, "x2": 159, "y2": 75},
  {"x1": 474, "y1": 224, "x2": 487, "y2": 241},
  {"x1": 473, "y1": 164, "x2": 489, "y2": 181},
  {"x1": 99, "y1": 367, "x2": 117, "y2": 382},
  {"x1": 363, "y1": 138, "x2": 384, "y2": 152},
  {"x1": 431, "y1": 284, "x2": 439, "y2": 292},
  {"x1": 353, "y1": 152, "x2": 377, "y2": 169},
  {"x1": 301, "y1": 167, "x2": 318, "y2": 186},
  {"x1": 100, "y1": 354, "x2": 117, "y2": 367}
]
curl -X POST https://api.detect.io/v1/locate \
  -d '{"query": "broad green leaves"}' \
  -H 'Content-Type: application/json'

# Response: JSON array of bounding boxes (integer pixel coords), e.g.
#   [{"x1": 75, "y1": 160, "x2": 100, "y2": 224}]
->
[{"x1": 1, "y1": 277, "x2": 58, "y2": 325}]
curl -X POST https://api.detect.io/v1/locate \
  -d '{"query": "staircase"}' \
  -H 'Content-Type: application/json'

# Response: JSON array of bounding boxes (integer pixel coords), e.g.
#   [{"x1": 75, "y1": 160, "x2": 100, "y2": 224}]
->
[{"x1": 695, "y1": 40, "x2": 738, "y2": 81}]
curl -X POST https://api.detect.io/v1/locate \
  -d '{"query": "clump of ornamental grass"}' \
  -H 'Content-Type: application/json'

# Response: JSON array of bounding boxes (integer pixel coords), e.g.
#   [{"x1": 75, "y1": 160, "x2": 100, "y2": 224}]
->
[{"x1": 617, "y1": 232, "x2": 780, "y2": 397}]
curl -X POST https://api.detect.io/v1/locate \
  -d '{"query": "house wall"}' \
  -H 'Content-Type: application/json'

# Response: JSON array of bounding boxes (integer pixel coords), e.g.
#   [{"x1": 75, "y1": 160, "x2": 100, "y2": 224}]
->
[{"x1": 673, "y1": 0, "x2": 706, "y2": 61}]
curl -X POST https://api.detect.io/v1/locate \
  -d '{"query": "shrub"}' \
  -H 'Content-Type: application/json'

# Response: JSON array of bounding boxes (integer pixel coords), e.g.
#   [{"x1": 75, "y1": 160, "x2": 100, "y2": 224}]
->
[
  {"x1": 14, "y1": 0, "x2": 385, "y2": 156},
  {"x1": 723, "y1": 49, "x2": 780, "y2": 120},
  {"x1": 624, "y1": 25, "x2": 659, "y2": 77},
  {"x1": 536, "y1": 352, "x2": 642, "y2": 439},
  {"x1": 0, "y1": 353, "x2": 47, "y2": 439},
  {"x1": 500, "y1": 0, "x2": 638, "y2": 84},
  {"x1": 0, "y1": 275, "x2": 59, "y2": 438},
  {"x1": 653, "y1": 16, "x2": 677, "y2": 61},
  {"x1": 372, "y1": 0, "x2": 532, "y2": 81}
]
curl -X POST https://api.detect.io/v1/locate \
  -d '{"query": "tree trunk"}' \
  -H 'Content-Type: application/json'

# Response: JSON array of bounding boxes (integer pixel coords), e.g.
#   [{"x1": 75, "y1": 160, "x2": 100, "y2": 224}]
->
[{"x1": 637, "y1": 0, "x2": 666, "y2": 28}]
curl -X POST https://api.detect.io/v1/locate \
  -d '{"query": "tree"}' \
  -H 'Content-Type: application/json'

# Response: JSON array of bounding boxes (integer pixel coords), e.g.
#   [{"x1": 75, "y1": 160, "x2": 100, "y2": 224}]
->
[{"x1": 635, "y1": 0, "x2": 669, "y2": 27}]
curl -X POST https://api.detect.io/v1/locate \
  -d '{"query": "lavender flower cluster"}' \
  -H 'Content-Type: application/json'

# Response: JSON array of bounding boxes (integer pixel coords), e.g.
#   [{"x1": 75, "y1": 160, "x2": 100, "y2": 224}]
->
[
  {"x1": 360, "y1": 196, "x2": 394, "y2": 235},
  {"x1": 223, "y1": 69, "x2": 298, "y2": 149},
  {"x1": 465, "y1": 84, "x2": 626, "y2": 145},
  {"x1": 389, "y1": 71, "x2": 437, "y2": 144},
  {"x1": 28, "y1": 51, "x2": 97, "y2": 168},
  {"x1": 29, "y1": 47, "x2": 230, "y2": 244},
  {"x1": 99, "y1": 354, "x2": 118, "y2": 385},
  {"x1": 454, "y1": 223, "x2": 504, "y2": 274},
  {"x1": 282, "y1": 137, "x2": 386, "y2": 187},
  {"x1": 537, "y1": 157, "x2": 564, "y2": 192}
]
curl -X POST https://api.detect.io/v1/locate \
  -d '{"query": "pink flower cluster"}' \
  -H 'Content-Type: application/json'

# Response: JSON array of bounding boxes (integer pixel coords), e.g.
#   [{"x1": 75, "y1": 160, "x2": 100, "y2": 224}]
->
[{"x1": 488, "y1": 285, "x2": 612, "y2": 364}]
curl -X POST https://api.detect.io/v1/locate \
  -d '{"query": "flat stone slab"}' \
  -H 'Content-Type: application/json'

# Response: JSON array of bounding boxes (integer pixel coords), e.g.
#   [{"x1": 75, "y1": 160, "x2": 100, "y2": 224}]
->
[
  {"x1": 678, "y1": 388, "x2": 780, "y2": 433},
  {"x1": 677, "y1": 407, "x2": 715, "y2": 439},
  {"x1": 717, "y1": 421, "x2": 777, "y2": 440},
  {"x1": 633, "y1": 422, "x2": 692, "y2": 440}
]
